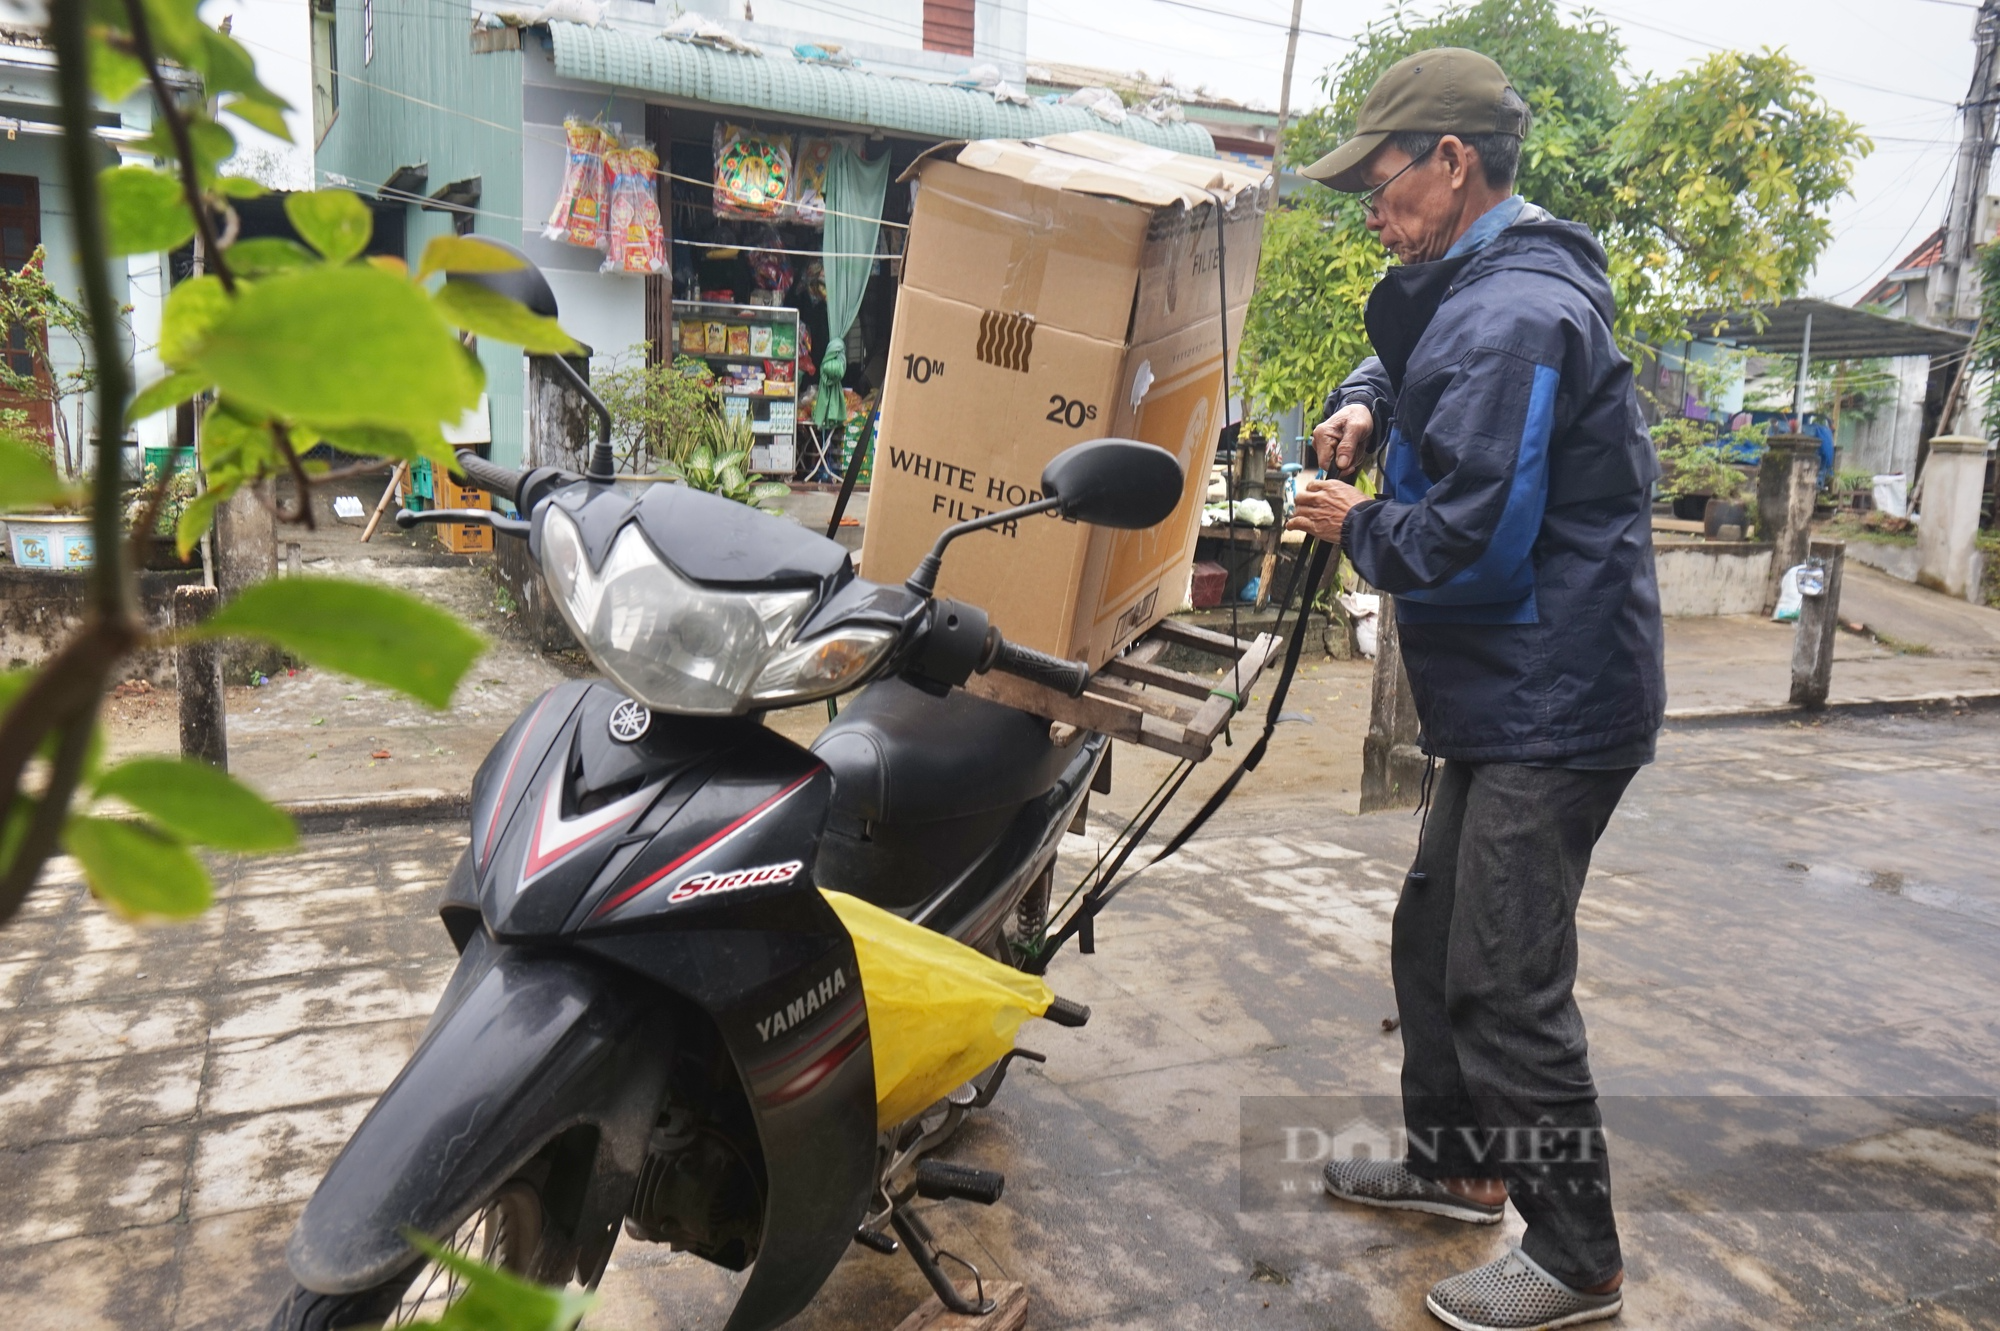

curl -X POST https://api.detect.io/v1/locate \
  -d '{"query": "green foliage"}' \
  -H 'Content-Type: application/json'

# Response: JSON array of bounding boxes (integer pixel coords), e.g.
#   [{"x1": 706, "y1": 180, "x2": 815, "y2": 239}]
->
[
  {"x1": 123, "y1": 460, "x2": 197, "y2": 535},
  {"x1": 399, "y1": 1236, "x2": 595, "y2": 1331},
  {"x1": 61, "y1": 816, "x2": 211, "y2": 920},
  {"x1": 195, "y1": 579, "x2": 488, "y2": 710},
  {"x1": 285, "y1": 189, "x2": 373, "y2": 264},
  {"x1": 0, "y1": 247, "x2": 122, "y2": 476},
  {"x1": 101, "y1": 166, "x2": 196, "y2": 256},
  {"x1": 92, "y1": 757, "x2": 297, "y2": 851},
  {"x1": 596, "y1": 357, "x2": 722, "y2": 474},
  {"x1": 0, "y1": 433, "x2": 76, "y2": 512},
  {"x1": 1973, "y1": 241, "x2": 2000, "y2": 441},
  {"x1": 1616, "y1": 49, "x2": 1868, "y2": 336},
  {"x1": 433, "y1": 280, "x2": 581, "y2": 356},
  {"x1": 1652, "y1": 420, "x2": 1748, "y2": 501},
  {"x1": 1238, "y1": 201, "x2": 1385, "y2": 428},
  {"x1": 1247, "y1": 0, "x2": 1870, "y2": 417},
  {"x1": 663, "y1": 416, "x2": 790, "y2": 512}
]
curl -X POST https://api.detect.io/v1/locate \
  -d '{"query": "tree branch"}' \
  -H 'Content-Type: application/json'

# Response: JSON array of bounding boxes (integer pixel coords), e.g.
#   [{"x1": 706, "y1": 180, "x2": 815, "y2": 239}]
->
[
  {"x1": 269, "y1": 422, "x2": 318, "y2": 529},
  {"x1": 120, "y1": 0, "x2": 237, "y2": 296},
  {"x1": 0, "y1": 712, "x2": 98, "y2": 928}
]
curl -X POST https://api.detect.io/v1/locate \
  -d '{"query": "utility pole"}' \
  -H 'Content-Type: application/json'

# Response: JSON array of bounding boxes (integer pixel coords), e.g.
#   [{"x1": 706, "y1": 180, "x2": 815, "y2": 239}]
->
[
  {"x1": 1932, "y1": 0, "x2": 2000, "y2": 329},
  {"x1": 1273, "y1": 0, "x2": 1304, "y2": 175}
]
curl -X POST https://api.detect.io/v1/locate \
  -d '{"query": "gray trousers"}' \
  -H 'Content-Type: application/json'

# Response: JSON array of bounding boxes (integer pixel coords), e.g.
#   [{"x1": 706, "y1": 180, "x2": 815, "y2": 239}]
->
[{"x1": 1393, "y1": 760, "x2": 1636, "y2": 1289}]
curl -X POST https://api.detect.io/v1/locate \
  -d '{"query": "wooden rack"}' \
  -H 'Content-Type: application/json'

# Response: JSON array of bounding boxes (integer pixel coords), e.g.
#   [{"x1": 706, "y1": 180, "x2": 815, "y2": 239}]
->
[{"x1": 961, "y1": 619, "x2": 1282, "y2": 762}]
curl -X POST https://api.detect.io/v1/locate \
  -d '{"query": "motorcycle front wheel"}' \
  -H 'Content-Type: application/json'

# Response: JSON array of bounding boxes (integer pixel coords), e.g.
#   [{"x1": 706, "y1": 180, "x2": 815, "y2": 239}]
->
[{"x1": 267, "y1": 1179, "x2": 550, "y2": 1330}]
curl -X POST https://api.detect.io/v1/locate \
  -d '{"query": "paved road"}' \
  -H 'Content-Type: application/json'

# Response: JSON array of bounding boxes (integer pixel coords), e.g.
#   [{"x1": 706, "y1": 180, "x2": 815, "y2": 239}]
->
[{"x1": 3, "y1": 709, "x2": 1997, "y2": 1328}]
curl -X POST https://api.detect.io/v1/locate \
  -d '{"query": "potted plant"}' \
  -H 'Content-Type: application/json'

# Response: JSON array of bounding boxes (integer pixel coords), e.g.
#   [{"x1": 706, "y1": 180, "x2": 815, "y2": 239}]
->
[
  {"x1": 123, "y1": 460, "x2": 200, "y2": 568},
  {"x1": 661, "y1": 414, "x2": 791, "y2": 514},
  {"x1": 1655, "y1": 420, "x2": 1749, "y2": 533}
]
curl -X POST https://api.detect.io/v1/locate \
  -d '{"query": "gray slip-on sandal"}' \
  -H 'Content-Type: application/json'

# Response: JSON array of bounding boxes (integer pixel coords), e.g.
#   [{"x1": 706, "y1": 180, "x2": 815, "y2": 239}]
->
[
  {"x1": 1425, "y1": 1245, "x2": 1622, "y2": 1331},
  {"x1": 1321, "y1": 1158, "x2": 1505, "y2": 1224}
]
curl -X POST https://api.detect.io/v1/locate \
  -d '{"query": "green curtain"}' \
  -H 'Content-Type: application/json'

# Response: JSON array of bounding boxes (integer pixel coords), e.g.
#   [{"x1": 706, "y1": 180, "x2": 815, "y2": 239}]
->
[{"x1": 812, "y1": 142, "x2": 892, "y2": 426}]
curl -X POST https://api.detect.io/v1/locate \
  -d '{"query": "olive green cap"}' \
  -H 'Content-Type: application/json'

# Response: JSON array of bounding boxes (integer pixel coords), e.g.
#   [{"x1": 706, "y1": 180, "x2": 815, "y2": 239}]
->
[{"x1": 1302, "y1": 47, "x2": 1527, "y2": 191}]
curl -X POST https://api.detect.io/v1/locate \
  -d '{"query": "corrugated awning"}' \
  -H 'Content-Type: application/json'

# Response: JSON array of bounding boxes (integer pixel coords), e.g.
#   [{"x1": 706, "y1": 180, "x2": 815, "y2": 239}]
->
[
  {"x1": 548, "y1": 23, "x2": 1216, "y2": 157},
  {"x1": 1689, "y1": 299, "x2": 1969, "y2": 360}
]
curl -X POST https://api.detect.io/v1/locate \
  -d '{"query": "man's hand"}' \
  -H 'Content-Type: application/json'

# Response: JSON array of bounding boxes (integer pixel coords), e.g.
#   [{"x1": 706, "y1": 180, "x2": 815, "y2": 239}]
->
[
  {"x1": 1312, "y1": 402, "x2": 1374, "y2": 477},
  {"x1": 1287, "y1": 478, "x2": 1366, "y2": 545}
]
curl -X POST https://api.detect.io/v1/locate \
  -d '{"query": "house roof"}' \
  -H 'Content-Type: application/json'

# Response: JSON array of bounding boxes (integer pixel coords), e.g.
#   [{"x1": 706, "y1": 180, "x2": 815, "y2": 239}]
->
[
  {"x1": 548, "y1": 24, "x2": 1216, "y2": 155},
  {"x1": 1688, "y1": 297, "x2": 1969, "y2": 360},
  {"x1": 1857, "y1": 226, "x2": 1945, "y2": 307}
]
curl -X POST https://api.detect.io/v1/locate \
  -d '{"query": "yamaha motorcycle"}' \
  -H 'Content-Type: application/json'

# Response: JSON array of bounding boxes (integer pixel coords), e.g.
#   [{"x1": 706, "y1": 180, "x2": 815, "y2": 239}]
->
[{"x1": 269, "y1": 248, "x2": 1188, "y2": 1330}]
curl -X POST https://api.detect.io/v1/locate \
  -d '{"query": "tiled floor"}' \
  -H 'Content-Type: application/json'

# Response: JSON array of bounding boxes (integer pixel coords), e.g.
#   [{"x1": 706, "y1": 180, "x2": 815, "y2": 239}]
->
[{"x1": 3, "y1": 711, "x2": 1998, "y2": 1328}]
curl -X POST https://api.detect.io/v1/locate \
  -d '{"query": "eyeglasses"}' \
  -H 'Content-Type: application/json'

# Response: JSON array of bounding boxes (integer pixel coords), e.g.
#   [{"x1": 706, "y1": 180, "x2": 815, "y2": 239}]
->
[{"x1": 1361, "y1": 144, "x2": 1436, "y2": 220}]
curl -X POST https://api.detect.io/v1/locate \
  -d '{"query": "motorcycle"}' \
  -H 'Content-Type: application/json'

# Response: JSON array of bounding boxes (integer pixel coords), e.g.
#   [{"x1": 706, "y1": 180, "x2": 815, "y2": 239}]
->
[{"x1": 269, "y1": 247, "x2": 1189, "y2": 1330}]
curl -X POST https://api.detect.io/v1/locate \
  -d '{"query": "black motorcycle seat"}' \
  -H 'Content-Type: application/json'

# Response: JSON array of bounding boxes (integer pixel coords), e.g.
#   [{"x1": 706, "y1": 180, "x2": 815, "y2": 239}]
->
[{"x1": 811, "y1": 676, "x2": 1068, "y2": 825}]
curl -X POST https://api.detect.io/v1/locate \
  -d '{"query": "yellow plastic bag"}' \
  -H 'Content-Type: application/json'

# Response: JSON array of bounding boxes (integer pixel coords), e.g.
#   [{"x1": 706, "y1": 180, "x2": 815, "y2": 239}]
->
[{"x1": 821, "y1": 889, "x2": 1053, "y2": 1128}]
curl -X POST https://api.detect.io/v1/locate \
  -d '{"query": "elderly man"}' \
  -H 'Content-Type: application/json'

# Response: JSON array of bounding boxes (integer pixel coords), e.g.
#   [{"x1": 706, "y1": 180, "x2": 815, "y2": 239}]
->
[{"x1": 1285, "y1": 48, "x2": 1664, "y2": 1331}]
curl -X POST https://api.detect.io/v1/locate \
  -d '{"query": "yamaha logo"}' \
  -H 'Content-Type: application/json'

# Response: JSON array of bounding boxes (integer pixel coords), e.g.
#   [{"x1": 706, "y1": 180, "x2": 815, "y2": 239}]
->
[{"x1": 608, "y1": 698, "x2": 651, "y2": 743}]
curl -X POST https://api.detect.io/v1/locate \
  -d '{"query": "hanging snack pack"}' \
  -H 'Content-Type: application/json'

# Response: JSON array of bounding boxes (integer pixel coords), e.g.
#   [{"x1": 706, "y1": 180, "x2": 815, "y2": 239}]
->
[
  {"x1": 790, "y1": 135, "x2": 836, "y2": 226},
  {"x1": 602, "y1": 140, "x2": 667, "y2": 276},
  {"x1": 714, "y1": 121, "x2": 792, "y2": 219},
  {"x1": 820, "y1": 889, "x2": 1052, "y2": 1128},
  {"x1": 545, "y1": 117, "x2": 616, "y2": 250}
]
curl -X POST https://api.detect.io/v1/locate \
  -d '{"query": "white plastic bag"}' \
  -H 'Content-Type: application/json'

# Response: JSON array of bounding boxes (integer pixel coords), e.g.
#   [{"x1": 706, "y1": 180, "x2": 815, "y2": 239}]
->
[
  {"x1": 1772, "y1": 565, "x2": 1805, "y2": 622},
  {"x1": 1872, "y1": 473, "x2": 1907, "y2": 518},
  {"x1": 1339, "y1": 591, "x2": 1381, "y2": 659}
]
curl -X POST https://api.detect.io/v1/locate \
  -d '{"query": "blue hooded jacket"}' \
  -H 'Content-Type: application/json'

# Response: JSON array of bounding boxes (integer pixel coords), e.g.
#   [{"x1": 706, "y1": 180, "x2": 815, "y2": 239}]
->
[{"x1": 1332, "y1": 203, "x2": 1666, "y2": 763}]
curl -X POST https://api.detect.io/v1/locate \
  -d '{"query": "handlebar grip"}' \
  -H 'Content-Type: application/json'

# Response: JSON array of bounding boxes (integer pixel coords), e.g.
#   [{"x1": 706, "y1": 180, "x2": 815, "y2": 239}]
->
[
  {"x1": 455, "y1": 450, "x2": 524, "y2": 506},
  {"x1": 986, "y1": 638, "x2": 1091, "y2": 699}
]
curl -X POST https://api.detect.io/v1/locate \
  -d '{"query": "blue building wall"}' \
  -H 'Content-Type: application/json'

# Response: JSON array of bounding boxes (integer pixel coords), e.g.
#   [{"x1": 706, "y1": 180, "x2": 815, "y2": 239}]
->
[{"x1": 315, "y1": 2, "x2": 530, "y2": 463}]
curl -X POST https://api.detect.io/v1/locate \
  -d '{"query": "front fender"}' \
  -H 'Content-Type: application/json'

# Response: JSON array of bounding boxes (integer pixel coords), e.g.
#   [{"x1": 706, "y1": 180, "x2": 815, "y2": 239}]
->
[{"x1": 286, "y1": 940, "x2": 667, "y2": 1294}]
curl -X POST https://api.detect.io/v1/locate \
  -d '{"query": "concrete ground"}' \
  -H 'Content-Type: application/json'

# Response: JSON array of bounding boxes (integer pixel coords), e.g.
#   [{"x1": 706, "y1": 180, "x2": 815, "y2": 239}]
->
[{"x1": 5, "y1": 707, "x2": 1997, "y2": 1328}]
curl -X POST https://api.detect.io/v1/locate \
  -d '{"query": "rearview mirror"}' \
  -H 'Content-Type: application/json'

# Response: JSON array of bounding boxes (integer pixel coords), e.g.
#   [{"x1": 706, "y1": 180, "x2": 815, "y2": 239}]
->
[{"x1": 1041, "y1": 439, "x2": 1185, "y2": 530}]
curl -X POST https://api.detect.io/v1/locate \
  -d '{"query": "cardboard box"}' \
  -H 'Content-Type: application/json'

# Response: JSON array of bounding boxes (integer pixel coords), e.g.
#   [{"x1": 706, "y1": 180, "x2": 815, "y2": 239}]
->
[
  {"x1": 861, "y1": 132, "x2": 1267, "y2": 670},
  {"x1": 438, "y1": 521, "x2": 493, "y2": 555}
]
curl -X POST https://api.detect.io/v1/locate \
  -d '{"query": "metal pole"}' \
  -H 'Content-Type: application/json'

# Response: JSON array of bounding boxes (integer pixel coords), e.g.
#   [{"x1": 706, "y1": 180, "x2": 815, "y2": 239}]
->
[
  {"x1": 1273, "y1": 0, "x2": 1304, "y2": 173},
  {"x1": 1792, "y1": 311, "x2": 1813, "y2": 426},
  {"x1": 1934, "y1": 0, "x2": 2000, "y2": 326}
]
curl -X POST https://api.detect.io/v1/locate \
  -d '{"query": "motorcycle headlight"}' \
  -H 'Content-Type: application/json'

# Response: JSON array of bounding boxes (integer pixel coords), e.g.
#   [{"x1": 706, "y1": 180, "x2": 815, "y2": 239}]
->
[{"x1": 542, "y1": 510, "x2": 813, "y2": 716}]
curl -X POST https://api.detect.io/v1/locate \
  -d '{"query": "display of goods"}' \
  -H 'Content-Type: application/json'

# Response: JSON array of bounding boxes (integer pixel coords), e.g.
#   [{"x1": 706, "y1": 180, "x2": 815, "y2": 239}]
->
[
  {"x1": 714, "y1": 122, "x2": 791, "y2": 219},
  {"x1": 771, "y1": 323, "x2": 797, "y2": 358},
  {"x1": 544, "y1": 117, "x2": 616, "y2": 250},
  {"x1": 679, "y1": 321, "x2": 705, "y2": 354},
  {"x1": 750, "y1": 325, "x2": 772, "y2": 357},
  {"x1": 762, "y1": 358, "x2": 794, "y2": 384},
  {"x1": 601, "y1": 141, "x2": 666, "y2": 276},
  {"x1": 790, "y1": 136, "x2": 835, "y2": 226},
  {"x1": 705, "y1": 322, "x2": 728, "y2": 354},
  {"x1": 727, "y1": 325, "x2": 751, "y2": 356},
  {"x1": 748, "y1": 247, "x2": 793, "y2": 298}
]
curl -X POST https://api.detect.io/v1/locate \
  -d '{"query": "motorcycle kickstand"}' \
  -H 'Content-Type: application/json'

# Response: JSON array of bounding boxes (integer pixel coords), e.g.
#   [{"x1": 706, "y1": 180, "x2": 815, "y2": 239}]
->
[
  {"x1": 889, "y1": 1204, "x2": 996, "y2": 1317},
  {"x1": 970, "y1": 1047, "x2": 1046, "y2": 1110}
]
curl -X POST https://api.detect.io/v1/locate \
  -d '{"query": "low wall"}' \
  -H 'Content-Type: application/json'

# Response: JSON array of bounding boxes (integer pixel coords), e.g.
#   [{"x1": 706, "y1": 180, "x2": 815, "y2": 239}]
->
[
  {"x1": 1848, "y1": 535, "x2": 1986, "y2": 604},
  {"x1": 1655, "y1": 540, "x2": 1773, "y2": 617},
  {"x1": 0, "y1": 566, "x2": 204, "y2": 682}
]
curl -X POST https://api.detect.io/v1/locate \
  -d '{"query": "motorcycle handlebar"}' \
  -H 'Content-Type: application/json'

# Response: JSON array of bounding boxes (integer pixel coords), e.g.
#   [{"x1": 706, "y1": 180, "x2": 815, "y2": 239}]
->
[
  {"x1": 455, "y1": 450, "x2": 525, "y2": 506},
  {"x1": 983, "y1": 636, "x2": 1091, "y2": 699}
]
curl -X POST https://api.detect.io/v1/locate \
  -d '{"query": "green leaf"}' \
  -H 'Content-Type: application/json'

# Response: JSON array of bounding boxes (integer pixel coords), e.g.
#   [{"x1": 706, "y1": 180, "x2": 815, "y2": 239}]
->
[
  {"x1": 128, "y1": 370, "x2": 211, "y2": 423},
  {"x1": 175, "y1": 486, "x2": 225, "y2": 558},
  {"x1": 213, "y1": 175, "x2": 270, "y2": 200},
  {"x1": 196, "y1": 577, "x2": 486, "y2": 709},
  {"x1": 136, "y1": 117, "x2": 235, "y2": 186},
  {"x1": 160, "y1": 275, "x2": 231, "y2": 369},
  {"x1": 0, "y1": 433, "x2": 74, "y2": 510},
  {"x1": 285, "y1": 190, "x2": 373, "y2": 264},
  {"x1": 225, "y1": 237, "x2": 315, "y2": 276},
  {"x1": 415, "y1": 235, "x2": 527, "y2": 281},
  {"x1": 190, "y1": 265, "x2": 485, "y2": 434},
  {"x1": 92, "y1": 757, "x2": 296, "y2": 852},
  {"x1": 432, "y1": 280, "x2": 582, "y2": 355},
  {"x1": 90, "y1": 35, "x2": 150, "y2": 103},
  {"x1": 100, "y1": 166, "x2": 197, "y2": 257},
  {"x1": 399, "y1": 1235, "x2": 596, "y2": 1331},
  {"x1": 62, "y1": 816, "x2": 214, "y2": 921},
  {"x1": 219, "y1": 95, "x2": 293, "y2": 143}
]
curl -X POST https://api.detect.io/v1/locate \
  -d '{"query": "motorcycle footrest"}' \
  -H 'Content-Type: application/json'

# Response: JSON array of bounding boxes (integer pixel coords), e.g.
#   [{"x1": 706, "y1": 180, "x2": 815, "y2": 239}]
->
[
  {"x1": 1043, "y1": 995, "x2": 1091, "y2": 1027},
  {"x1": 915, "y1": 1159, "x2": 1005, "y2": 1206}
]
